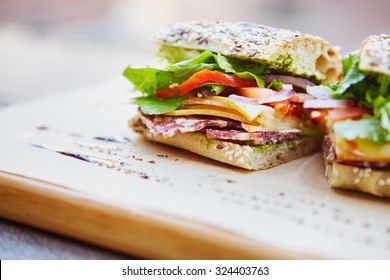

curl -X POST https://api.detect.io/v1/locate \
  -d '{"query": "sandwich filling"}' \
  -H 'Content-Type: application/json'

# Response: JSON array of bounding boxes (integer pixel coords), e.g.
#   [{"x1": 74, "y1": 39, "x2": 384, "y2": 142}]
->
[
  {"x1": 316, "y1": 35, "x2": 390, "y2": 172},
  {"x1": 124, "y1": 46, "x2": 322, "y2": 147}
]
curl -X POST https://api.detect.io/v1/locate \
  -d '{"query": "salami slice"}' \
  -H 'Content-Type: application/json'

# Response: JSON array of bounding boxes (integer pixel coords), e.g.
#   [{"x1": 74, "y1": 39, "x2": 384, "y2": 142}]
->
[
  {"x1": 324, "y1": 136, "x2": 390, "y2": 170},
  {"x1": 205, "y1": 129, "x2": 302, "y2": 145},
  {"x1": 140, "y1": 114, "x2": 242, "y2": 137}
]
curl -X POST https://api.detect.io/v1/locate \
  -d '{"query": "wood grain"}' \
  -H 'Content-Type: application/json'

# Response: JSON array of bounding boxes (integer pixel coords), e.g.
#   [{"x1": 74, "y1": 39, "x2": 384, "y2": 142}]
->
[{"x1": 0, "y1": 171, "x2": 305, "y2": 259}]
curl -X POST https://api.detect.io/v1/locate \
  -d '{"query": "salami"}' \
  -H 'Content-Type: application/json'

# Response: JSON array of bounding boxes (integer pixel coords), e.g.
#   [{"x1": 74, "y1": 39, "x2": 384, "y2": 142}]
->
[
  {"x1": 323, "y1": 136, "x2": 390, "y2": 170},
  {"x1": 139, "y1": 113, "x2": 302, "y2": 145},
  {"x1": 140, "y1": 114, "x2": 242, "y2": 137},
  {"x1": 205, "y1": 129, "x2": 302, "y2": 145}
]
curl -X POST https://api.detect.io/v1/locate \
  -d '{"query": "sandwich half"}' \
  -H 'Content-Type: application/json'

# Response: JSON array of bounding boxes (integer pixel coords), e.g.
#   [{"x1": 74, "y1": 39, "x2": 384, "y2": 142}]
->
[
  {"x1": 124, "y1": 21, "x2": 342, "y2": 170},
  {"x1": 311, "y1": 34, "x2": 390, "y2": 197}
]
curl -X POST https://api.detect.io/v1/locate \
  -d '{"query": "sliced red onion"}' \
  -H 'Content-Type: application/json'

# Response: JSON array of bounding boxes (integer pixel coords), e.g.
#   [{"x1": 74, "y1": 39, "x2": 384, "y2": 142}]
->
[
  {"x1": 303, "y1": 99, "x2": 357, "y2": 109},
  {"x1": 229, "y1": 89, "x2": 295, "y2": 105},
  {"x1": 228, "y1": 94, "x2": 259, "y2": 105},
  {"x1": 306, "y1": 85, "x2": 334, "y2": 100},
  {"x1": 264, "y1": 75, "x2": 315, "y2": 89},
  {"x1": 289, "y1": 93, "x2": 315, "y2": 103}
]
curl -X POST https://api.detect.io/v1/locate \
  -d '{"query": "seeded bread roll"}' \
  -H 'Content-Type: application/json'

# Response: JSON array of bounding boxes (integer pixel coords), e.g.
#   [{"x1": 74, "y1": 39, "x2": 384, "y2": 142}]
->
[
  {"x1": 326, "y1": 163, "x2": 390, "y2": 198},
  {"x1": 131, "y1": 115, "x2": 320, "y2": 170},
  {"x1": 359, "y1": 34, "x2": 390, "y2": 75},
  {"x1": 152, "y1": 21, "x2": 341, "y2": 83}
]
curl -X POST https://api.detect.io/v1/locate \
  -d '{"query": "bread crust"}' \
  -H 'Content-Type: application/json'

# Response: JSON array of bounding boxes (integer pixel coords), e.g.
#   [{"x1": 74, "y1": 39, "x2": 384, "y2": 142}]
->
[
  {"x1": 359, "y1": 34, "x2": 390, "y2": 75},
  {"x1": 131, "y1": 115, "x2": 320, "y2": 170},
  {"x1": 326, "y1": 162, "x2": 390, "y2": 198},
  {"x1": 152, "y1": 21, "x2": 341, "y2": 83}
]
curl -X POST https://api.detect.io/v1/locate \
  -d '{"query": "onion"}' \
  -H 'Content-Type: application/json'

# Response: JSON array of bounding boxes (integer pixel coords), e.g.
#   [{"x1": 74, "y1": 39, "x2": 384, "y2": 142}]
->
[
  {"x1": 229, "y1": 89, "x2": 295, "y2": 105},
  {"x1": 289, "y1": 93, "x2": 315, "y2": 103},
  {"x1": 228, "y1": 94, "x2": 259, "y2": 105},
  {"x1": 238, "y1": 87, "x2": 275, "y2": 98},
  {"x1": 306, "y1": 85, "x2": 334, "y2": 100},
  {"x1": 264, "y1": 75, "x2": 315, "y2": 89},
  {"x1": 303, "y1": 99, "x2": 357, "y2": 109}
]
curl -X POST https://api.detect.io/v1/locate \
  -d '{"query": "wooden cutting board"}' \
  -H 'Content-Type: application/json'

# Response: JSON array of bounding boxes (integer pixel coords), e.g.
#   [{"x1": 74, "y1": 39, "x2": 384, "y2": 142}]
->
[{"x1": 1, "y1": 78, "x2": 390, "y2": 259}]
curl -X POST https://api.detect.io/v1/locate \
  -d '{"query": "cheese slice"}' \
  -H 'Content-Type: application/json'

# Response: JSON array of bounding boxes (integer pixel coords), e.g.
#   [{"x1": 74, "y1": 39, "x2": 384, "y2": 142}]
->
[
  {"x1": 183, "y1": 96, "x2": 274, "y2": 122},
  {"x1": 164, "y1": 108, "x2": 255, "y2": 124},
  {"x1": 334, "y1": 134, "x2": 390, "y2": 162},
  {"x1": 165, "y1": 96, "x2": 303, "y2": 131},
  {"x1": 228, "y1": 99, "x2": 274, "y2": 122}
]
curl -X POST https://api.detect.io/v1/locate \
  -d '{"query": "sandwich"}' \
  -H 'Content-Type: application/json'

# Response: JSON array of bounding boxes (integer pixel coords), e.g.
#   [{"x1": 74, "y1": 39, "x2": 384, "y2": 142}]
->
[
  {"x1": 310, "y1": 34, "x2": 390, "y2": 197},
  {"x1": 123, "y1": 21, "x2": 341, "y2": 170}
]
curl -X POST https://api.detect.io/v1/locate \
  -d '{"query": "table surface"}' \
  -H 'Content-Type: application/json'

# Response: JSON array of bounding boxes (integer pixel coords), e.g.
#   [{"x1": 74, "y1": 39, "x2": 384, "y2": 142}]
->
[{"x1": 0, "y1": 25, "x2": 149, "y2": 260}]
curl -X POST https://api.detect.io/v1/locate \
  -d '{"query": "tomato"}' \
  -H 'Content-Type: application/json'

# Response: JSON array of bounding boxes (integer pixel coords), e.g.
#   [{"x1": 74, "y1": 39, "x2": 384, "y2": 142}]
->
[
  {"x1": 345, "y1": 139, "x2": 358, "y2": 150},
  {"x1": 308, "y1": 109, "x2": 328, "y2": 123},
  {"x1": 327, "y1": 107, "x2": 372, "y2": 124},
  {"x1": 155, "y1": 70, "x2": 258, "y2": 98},
  {"x1": 265, "y1": 100, "x2": 301, "y2": 118},
  {"x1": 289, "y1": 93, "x2": 315, "y2": 103},
  {"x1": 273, "y1": 100, "x2": 290, "y2": 117},
  {"x1": 237, "y1": 87, "x2": 275, "y2": 98}
]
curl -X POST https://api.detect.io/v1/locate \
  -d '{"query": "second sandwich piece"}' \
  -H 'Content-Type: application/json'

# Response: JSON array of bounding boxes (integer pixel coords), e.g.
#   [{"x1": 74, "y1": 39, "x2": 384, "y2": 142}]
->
[
  {"x1": 124, "y1": 21, "x2": 341, "y2": 170},
  {"x1": 323, "y1": 34, "x2": 390, "y2": 197}
]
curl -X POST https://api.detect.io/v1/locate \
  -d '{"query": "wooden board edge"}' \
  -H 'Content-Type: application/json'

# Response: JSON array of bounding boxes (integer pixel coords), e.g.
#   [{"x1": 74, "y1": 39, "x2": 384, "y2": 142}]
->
[{"x1": 0, "y1": 171, "x2": 311, "y2": 259}]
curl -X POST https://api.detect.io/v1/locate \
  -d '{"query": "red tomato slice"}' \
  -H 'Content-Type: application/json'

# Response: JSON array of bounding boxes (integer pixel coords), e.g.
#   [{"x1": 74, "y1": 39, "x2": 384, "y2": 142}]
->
[
  {"x1": 327, "y1": 107, "x2": 372, "y2": 124},
  {"x1": 268, "y1": 100, "x2": 302, "y2": 117},
  {"x1": 238, "y1": 87, "x2": 275, "y2": 98},
  {"x1": 309, "y1": 109, "x2": 328, "y2": 124},
  {"x1": 273, "y1": 100, "x2": 290, "y2": 117},
  {"x1": 156, "y1": 70, "x2": 258, "y2": 99},
  {"x1": 289, "y1": 93, "x2": 315, "y2": 103}
]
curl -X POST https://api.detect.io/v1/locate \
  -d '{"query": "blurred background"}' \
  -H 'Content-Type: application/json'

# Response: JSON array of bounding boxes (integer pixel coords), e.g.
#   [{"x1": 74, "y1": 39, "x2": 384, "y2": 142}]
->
[{"x1": 0, "y1": 0, "x2": 389, "y2": 106}]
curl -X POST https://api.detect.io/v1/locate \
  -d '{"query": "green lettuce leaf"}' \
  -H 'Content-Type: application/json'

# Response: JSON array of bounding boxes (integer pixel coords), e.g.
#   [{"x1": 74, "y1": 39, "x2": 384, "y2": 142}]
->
[
  {"x1": 267, "y1": 79, "x2": 284, "y2": 91},
  {"x1": 210, "y1": 85, "x2": 225, "y2": 94},
  {"x1": 123, "y1": 49, "x2": 272, "y2": 114},
  {"x1": 330, "y1": 51, "x2": 390, "y2": 143},
  {"x1": 334, "y1": 52, "x2": 367, "y2": 95},
  {"x1": 123, "y1": 67, "x2": 160, "y2": 96},
  {"x1": 134, "y1": 95, "x2": 184, "y2": 115},
  {"x1": 157, "y1": 46, "x2": 202, "y2": 64},
  {"x1": 333, "y1": 117, "x2": 388, "y2": 143},
  {"x1": 378, "y1": 102, "x2": 390, "y2": 137}
]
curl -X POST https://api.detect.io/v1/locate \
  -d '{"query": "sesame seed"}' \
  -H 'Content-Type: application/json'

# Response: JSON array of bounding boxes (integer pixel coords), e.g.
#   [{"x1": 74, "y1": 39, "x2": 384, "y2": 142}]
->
[
  {"x1": 152, "y1": 21, "x2": 314, "y2": 69},
  {"x1": 354, "y1": 178, "x2": 361, "y2": 185}
]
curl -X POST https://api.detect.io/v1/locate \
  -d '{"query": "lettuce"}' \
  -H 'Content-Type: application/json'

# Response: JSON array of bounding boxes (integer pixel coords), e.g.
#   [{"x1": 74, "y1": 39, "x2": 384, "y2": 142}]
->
[
  {"x1": 157, "y1": 46, "x2": 202, "y2": 64},
  {"x1": 331, "y1": 52, "x2": 390, "y2": 143},
  {"x1": 123, "y1": 49, "x2": 269, "y2": 114},
  {"x1": 134, "y1": 95, "x2": 184, "y2": 115},
  {"x1": 333, "y1": 117, "x2": 388, "y2": 143},
  {"x1": 334, "y1": 52, "x2": 367, "y2": 95},
  {"x1": 267, "y1": 79, "x2": 284, "y2": 91}
]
